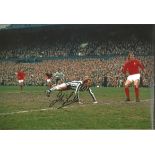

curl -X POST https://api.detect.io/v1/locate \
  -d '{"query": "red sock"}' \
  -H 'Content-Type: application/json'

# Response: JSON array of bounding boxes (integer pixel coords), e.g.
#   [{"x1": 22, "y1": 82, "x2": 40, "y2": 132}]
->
[
  {"x1": 134, "y1": 86, "x2": 139, "y2": 98},
  {"x1": 125, "y1": 87, "x2": 130, "y2": 98}
]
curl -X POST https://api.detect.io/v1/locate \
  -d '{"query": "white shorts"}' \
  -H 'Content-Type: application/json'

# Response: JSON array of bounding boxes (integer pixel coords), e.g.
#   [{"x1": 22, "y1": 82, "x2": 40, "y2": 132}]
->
[
  {"x1": 127, "y1": 74, "x2": 140, "y2": 82},
  {"x1": 55, "y1": 83, "x2": 67, "y2": 90},
  {"x1": 47, "y1": 79, "x2": 51, "y2": 83},
  {"x1": 18, "y1": 80, "x2": 24, "y2": 83}
]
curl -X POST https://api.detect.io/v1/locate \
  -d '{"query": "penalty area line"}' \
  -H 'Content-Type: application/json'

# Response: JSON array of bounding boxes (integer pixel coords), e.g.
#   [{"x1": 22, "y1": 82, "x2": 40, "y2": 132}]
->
[
  {"x1": 0, "y1": 107, "x2": 59, "y2": 116},
  {"x1": 123, "y1": 99, "x2": 153, "y2": 103},
  {"x1": 0, "y1": 99, "x2": 152, "y2": 116}
]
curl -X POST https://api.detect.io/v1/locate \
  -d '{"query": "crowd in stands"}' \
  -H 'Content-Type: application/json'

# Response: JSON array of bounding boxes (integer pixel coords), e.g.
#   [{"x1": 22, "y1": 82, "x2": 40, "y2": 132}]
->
[
  {"x1": 0, "y1": 39, "x2": 152, "y2": 60},
  {"x1": 0, "y1": 56, "x2": 154, "y2": 87},
  {"x1": 0, "y1": 25, "x2": 153, "y2": 87}
]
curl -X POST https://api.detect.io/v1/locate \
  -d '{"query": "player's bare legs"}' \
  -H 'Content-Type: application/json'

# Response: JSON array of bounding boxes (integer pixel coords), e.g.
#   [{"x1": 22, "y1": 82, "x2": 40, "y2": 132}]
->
[
  {"x1": 124, "y1": 80, "x2": 131, "y2": 101},
  {"x1": 19, "y1": 81, "x2": 24, "y2": 92},
  {"x1": 47, "y1": 82, "x2": 52, "y2": 89},
  {"x1": 134, "y1": 79, "x2": 140, "y2": 102},
  {"x1": 46, "y1": 83, "x2": 67, "y2": 97},
  {"x1": 20, "y1": 83, "x2": 23, "y2": 91}
]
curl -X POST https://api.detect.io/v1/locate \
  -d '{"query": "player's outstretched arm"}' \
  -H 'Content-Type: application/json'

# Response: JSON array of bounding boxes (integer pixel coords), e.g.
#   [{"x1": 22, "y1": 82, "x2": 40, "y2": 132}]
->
[
  {"x1": 74, "y1": 83, "x2": 81, "y2": 95},
  {"x1": 74, "y1": 83, "x2": 81, "y2": 103},
  {"x1": 88, "y1": 88, "x2": 98, "y2": 104}
]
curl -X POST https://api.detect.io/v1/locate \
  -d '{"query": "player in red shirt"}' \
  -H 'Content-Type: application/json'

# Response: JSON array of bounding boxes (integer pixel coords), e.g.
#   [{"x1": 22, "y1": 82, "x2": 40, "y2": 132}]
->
[
  {"x1": 122, "y1": 52, "x2": 144, "y2": 102},
  {"x1": 45, "y1": 72, "x2": 52, "y2": 88},
  {"x1": 16, "y1": 69, "x2": 26, "y2": 91}
]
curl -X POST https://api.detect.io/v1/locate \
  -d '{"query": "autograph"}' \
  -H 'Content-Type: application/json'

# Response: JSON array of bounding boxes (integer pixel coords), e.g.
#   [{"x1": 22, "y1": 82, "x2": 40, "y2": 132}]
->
[{"x1": 49, "y1": 91, "x2": 79, "y2": 108}]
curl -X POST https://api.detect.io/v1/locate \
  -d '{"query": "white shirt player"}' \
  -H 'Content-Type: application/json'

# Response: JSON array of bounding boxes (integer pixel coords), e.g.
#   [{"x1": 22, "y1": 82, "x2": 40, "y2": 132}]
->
[
  {"x1": 47, "y1": 80, "x2": 97, "y2": 104},
  {"x1": 66, "y1": 81, "x2": 82, "y2": 94},
  {"x1": 53, "y1": 72, "x2": 65, "y2": 80}
]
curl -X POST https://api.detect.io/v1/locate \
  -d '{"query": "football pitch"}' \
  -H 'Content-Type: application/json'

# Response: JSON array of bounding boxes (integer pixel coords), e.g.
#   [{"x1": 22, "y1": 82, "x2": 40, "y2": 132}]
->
[{"x1": 0, "y1": 86, "x2": 152, "y2": 129}]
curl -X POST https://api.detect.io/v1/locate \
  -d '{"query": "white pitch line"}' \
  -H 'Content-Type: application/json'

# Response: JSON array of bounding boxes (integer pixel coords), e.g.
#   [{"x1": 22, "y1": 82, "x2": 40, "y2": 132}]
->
[
  {"x1": 0, "y1": 91, "x2": 43, "y2": 94},
  {"x1": 0, "y1": 99, "x2": 153, "y2": 116},
  {"x1": 121, "y1": 99, "x2": 153, "y2": 103},
  {"x1": 0, "y1": 107, "x2": 57, "y2": 116}
]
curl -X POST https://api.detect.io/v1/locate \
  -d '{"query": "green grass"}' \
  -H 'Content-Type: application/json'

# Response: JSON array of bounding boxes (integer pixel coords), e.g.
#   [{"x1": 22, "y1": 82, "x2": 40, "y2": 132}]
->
[{"x1": 0, "y1": 86, "x2": 152, "y2": 129}]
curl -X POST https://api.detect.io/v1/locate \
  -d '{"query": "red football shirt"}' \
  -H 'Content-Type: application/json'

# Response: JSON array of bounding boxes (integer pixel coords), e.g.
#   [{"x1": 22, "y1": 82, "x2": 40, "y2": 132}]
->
[
  {"x1": 17, "y1": 71, "x2": 26, "y2": 80},
  {"x1": 45, "y1": 73, "x2": 52, "y2": 80},
  {"x1": 122, "y1": 59, "x2": 144, "y2": 75}
]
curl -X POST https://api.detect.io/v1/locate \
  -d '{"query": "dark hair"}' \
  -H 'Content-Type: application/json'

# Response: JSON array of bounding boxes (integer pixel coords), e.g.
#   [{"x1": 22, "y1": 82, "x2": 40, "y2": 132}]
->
[{"x1": 46, "y1": 73, "x2": 52, "y2": 77}]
